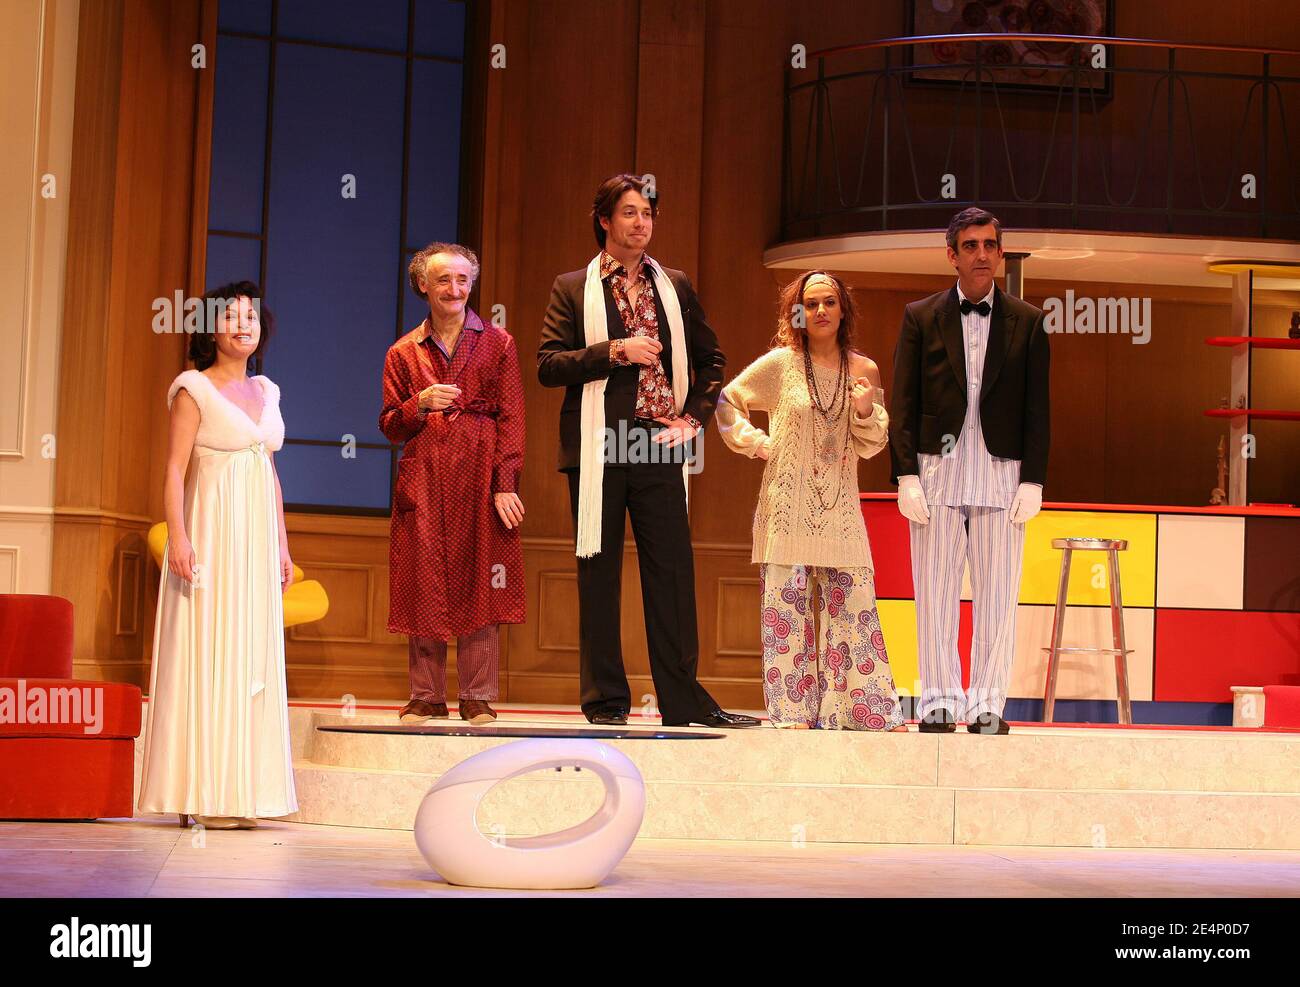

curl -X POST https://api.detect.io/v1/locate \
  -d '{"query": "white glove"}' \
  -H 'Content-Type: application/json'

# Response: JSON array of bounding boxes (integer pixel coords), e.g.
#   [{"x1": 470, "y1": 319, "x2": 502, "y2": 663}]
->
[
  {"x1": 1009, "y1": 482, "x2": 1043, "y2": 524},
  {"x1": 897, "y1": 475, "x2": 931, "y2": 525}
]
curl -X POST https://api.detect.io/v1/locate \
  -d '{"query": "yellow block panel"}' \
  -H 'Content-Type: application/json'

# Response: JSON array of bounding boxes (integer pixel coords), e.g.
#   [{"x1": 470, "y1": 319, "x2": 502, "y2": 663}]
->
[
  {"x1": 877, "y1": 599, "x2": 921, "y2": 697},
  {"x1": 1020, "y1": 511, "x2": 1156, "y2": 607}
]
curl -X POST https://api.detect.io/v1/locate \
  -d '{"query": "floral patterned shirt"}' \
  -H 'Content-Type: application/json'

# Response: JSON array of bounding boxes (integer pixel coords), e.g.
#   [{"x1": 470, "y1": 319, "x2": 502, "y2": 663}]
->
[{"x1": 602, "y1": 251, "x2": 700, "y2": 430}]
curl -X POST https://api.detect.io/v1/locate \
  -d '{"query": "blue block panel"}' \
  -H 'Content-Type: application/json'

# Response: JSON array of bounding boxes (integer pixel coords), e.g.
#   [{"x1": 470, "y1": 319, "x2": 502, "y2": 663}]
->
[
  {"x1": 1003, "y1": 699, "x2": 1235, "y2": 727},
  {"x1": 277, "y1": 0, "x2": 409, "y2": 51},
  {"x1": 275, "y1": 443, "x2": 393, "y2": 511},
  {"x1": 208, "y1": 36, "x2": 270, "y2": 234},
  {"x1": 263, "y1": 43, "x2": 405, "y2": 453}
]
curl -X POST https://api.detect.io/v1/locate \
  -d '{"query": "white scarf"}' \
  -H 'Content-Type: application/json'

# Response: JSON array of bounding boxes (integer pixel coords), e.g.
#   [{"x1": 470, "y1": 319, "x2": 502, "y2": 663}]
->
[{"x1": 577, "y1": 253, "x2": 689, "y2": 557}]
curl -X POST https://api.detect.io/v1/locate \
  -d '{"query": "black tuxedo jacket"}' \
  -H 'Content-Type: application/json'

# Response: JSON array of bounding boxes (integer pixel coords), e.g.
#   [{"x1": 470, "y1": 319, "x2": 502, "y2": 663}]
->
[
  {"x1": 536, "y1": 264, "x2": 726, "y2": 471},
  {"x1": 888, "y1": 284, "x2": 1050, "y2": 486}
]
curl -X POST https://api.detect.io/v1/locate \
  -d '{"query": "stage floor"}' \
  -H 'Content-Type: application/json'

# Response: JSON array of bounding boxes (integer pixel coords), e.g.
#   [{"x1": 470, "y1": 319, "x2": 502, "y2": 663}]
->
[
  {"x1": 0, "y1": 701, "x2": 1292, "y2": 896},
  {"x1": 3, "y1": 818, "x2": 1299, "y2": 898}
]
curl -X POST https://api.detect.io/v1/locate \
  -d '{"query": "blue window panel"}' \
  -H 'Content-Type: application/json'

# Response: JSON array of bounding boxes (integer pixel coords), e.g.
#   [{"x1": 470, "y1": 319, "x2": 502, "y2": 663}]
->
[
  {"x1": 401, "y1": 247, "x2": 426, "y2": 337},
  {"x1": 208, "y1": 36, "x2": 269, "y2": 234},
  {"x1": 262, "y1": 44, "x2": 404, "y2": 452},
  {"x1": 405, "y1": 59, "x2": 462, "y2": 247},
  {"x1": 275, "y1": 443, "x2": 392, "y2": 511},
  {"x1": 217, "y1": 0, "x2": 272, "y2": 35},
  {"x1": 205, "y1": 233, "x2": 263, "y2": 290},
  {"x1": 277, "y1": 0, "x2": 408, "y2": 52},
  {"x1": 413, "y1": 0, "x2": 466, "y2": 59}
]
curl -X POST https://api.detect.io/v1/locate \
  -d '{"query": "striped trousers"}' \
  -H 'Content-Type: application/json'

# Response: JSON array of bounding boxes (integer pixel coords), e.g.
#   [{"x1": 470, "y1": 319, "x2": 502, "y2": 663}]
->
[
  {"x1": 408, "y1": 624, "x2": 500, "y2": 703},
  {"x1": 909, "y1": 505, "x2": 1025, "y2": 720}
]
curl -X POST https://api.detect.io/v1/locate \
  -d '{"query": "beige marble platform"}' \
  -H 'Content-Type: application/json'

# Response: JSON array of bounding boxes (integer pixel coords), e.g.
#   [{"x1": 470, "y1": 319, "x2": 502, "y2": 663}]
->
[
  {"x1": 128, "y1": 702, "x2": 1300, "y2": 851},
  {"x1": 3, "y1": 819, "x2": 1299, "y2": 897}
]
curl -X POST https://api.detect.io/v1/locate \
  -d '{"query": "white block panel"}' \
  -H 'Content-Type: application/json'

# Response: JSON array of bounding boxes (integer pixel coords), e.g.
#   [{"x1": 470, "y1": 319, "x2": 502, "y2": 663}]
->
[
  {"x1": 1009, "y1": 604, "x2": 1154, "y2": 701},
  {"x1": 1156, "y1": 514, "x2": 1245, "y2": 610}
]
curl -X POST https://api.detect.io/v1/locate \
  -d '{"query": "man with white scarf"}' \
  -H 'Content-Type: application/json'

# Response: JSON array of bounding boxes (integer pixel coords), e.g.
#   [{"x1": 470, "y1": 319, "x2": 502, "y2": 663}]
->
[{"x1": 538, "y1": 174, "x2": 759, "y2": 728}]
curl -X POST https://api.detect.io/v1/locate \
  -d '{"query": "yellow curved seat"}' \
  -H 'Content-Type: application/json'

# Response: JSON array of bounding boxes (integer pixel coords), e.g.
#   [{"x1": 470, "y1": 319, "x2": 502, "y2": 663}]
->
[{"x1": 146, "y1": 521, "x2": 328, "y2": 629}]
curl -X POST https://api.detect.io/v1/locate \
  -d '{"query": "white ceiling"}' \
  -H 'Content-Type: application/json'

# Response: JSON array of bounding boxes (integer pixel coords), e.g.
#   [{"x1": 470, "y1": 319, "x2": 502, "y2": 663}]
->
[{"x1": 763, "y1": 230, "x2": 1300, "y2": 291}]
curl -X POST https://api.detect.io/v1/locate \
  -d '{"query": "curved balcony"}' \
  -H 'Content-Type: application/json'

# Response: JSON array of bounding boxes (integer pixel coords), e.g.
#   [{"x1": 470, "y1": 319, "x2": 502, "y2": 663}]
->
[{"x1": 780, "y1": 33, "x2": 1300, "y2": 246}]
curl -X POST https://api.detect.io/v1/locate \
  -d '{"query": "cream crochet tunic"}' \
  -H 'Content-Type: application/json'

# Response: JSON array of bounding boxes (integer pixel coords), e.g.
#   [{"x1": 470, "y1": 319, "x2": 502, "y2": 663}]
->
[{"x1": 715, "y1": 347, "x2": 889, "y2": 567}]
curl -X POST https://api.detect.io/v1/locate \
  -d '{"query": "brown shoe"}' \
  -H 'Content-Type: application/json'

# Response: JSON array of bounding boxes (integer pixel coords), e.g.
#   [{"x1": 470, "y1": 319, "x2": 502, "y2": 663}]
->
[
  {"x1": 399, "y1": 698, "x2": 449, "y2": 723},
  {"x1": 458, "y1": 699, "x2": 497, "y2": 725}
]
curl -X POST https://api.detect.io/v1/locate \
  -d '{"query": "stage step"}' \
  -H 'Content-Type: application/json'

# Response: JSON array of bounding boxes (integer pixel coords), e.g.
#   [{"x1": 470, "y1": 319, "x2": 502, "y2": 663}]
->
[
  {"x1": 301, "y1": 712, "x2": 1300, "y2": 793},
  {"x1": 275, "y1": 711, "x2": 1300, "y2": 850}
]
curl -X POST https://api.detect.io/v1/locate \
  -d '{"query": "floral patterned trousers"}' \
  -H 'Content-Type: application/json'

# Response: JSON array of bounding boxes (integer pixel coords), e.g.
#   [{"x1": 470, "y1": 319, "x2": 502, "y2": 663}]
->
[{"x1": 758, "y1": 564, "x2": 906, "y2": 730}]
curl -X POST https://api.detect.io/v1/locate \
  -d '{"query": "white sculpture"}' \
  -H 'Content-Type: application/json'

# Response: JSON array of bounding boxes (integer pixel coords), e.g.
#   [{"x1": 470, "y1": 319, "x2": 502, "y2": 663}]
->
[{"x1": 413, "y1": 738, "x2": 646, "y2": 889}]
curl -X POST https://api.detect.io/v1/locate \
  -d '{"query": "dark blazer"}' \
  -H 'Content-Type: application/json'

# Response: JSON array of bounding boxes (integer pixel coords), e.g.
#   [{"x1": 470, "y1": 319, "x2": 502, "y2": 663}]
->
[
  {"x1": 888, "y1": 284, "x2": 1050, "y2": 486},
  {"x1": 537, "y1": 264, "x2": 726, "y2": 471}
]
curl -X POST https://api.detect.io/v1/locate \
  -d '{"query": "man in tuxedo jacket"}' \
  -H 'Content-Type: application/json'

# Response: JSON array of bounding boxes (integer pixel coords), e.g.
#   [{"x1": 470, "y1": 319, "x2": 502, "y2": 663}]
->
[
  {"x1": 537, "y1": 173, "x2": 759, "y2": 729},
  {"x1": 888, "y1": 207, "x2": 1050, "y2": 735}
]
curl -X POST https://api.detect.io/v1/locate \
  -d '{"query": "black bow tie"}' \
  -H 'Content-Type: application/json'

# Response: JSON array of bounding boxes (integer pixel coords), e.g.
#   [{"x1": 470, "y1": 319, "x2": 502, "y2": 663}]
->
[{"x1": 960, "y1": 299, "x2": 991, "y2": 317}]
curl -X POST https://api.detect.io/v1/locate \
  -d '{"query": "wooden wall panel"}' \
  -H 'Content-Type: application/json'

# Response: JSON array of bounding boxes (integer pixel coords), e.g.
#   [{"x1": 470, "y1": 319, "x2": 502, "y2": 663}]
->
[
  {"x1": 505, "y1": 536, "x2": 763, "y2": 710},
  {"x1": 54, "y1": 0, "x2": 209, "y2": 685},
  {"x1": 0, "y1": 0, "x2": 80, "y2": 599},
  {"x1": 277, "y1": 514, "x2": 401, "y2": 699},
  {"x1": 477, "y1": 0, "x2": 640, "y2": 547}
]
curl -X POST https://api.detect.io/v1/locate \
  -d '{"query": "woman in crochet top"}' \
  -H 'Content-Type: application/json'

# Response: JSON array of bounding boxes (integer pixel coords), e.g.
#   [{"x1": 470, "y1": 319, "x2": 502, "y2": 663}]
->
[{"x1": 715, "y1": 271, "x2": 908, "y2": 731}]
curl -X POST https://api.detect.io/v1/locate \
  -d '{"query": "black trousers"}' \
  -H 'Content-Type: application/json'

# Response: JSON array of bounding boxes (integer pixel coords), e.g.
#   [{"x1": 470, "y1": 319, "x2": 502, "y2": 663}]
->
[{"x1": 566, "y1": 458, "x2": 717, "y2": 724}]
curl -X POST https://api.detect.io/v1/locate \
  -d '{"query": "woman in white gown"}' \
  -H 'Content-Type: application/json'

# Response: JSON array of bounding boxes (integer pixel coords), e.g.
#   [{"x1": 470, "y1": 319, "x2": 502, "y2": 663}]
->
[{"x1": 138, "y1": 282, "x2": 298, "y2": 829}]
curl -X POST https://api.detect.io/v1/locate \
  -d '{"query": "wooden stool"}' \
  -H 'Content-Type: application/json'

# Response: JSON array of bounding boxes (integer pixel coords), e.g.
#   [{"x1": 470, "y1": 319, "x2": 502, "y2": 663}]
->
[{"x1": 1042, "y1": 537, "x2": 1134, "y2": 725}]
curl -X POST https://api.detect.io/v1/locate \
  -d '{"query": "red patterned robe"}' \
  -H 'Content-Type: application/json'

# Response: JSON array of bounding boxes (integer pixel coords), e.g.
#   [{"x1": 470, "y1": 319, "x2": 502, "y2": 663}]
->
[{"x1": 379, "y1": 308, "x2": 526, "y2": 639}]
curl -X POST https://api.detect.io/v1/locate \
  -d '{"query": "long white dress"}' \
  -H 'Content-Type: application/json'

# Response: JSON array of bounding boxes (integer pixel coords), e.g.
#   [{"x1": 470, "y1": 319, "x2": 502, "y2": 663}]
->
[{"x1": 138, "y1": 369, "x2": 298, "y2": 819}]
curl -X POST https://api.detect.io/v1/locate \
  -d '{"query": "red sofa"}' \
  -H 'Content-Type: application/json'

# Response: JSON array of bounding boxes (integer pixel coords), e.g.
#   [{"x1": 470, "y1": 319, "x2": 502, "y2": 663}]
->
[{"x1": 0, "y1": 594, "x2": 142, "y2": 819}]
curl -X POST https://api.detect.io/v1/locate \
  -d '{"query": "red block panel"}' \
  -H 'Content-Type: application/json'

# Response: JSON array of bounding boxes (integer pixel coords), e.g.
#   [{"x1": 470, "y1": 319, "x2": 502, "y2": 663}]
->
[
  {"x1": 862, "y1": 499, "x2": 914, "y2": 599},
  {"x1": 1154, "y1": 609, "x2": 1300, "y2": 702},
  {"x1": 956, "y1": 601, "x2": 974, "y2": 686},
  {"x1": 1263, "y1": 686, "x2": 1300, "y2": 728}
]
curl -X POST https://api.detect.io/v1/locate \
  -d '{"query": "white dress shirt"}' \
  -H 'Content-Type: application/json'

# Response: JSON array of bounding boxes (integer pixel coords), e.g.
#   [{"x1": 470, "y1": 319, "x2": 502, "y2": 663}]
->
[{"x1": 916, "y1": 281, "x2": 1021, "y2": 509}]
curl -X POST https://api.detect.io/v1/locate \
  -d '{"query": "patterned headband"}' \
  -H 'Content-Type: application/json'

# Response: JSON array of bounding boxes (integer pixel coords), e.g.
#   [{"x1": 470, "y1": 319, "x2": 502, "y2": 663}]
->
[{"x1": 802, "y1": 273, "x2": 840, "y2": 298}]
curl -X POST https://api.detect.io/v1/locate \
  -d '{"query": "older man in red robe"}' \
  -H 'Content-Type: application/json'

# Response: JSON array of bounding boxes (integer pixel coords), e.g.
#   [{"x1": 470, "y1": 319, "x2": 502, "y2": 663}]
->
[{"x1": 379, "y1": 242, "x2": 525, "y2": 725}]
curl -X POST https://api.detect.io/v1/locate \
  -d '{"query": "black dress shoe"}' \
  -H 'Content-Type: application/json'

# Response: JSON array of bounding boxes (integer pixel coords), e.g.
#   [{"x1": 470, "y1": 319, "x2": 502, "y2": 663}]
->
[
  {"x1": 588, "y1": 709, "x2": 628, "y2": 726},
  {"x1": 918, "y1": 707, "x2": 957, "y2": 733},
  {"x1": 967, "y1": 712, "x2": 1011, "y2": 735},
  {"x1": 668, "y1": 707, "x2": 761, "y2": 728}
]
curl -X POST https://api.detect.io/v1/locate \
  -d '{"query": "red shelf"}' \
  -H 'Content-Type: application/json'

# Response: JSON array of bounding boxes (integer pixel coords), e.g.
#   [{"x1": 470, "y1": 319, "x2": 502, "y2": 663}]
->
[
  {"x1": 1203, "y1": 409, "x2": 1300, "y2": 421},
  {"x1": 1205, "y1": 336, "x2": 1300, "y2": 349}
]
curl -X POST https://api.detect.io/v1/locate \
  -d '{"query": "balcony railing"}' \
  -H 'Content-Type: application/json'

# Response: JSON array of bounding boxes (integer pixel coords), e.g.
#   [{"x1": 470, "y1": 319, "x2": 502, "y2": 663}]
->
[{"x1": 781, "y1": 34, "x2": 1300, "y2": 242}]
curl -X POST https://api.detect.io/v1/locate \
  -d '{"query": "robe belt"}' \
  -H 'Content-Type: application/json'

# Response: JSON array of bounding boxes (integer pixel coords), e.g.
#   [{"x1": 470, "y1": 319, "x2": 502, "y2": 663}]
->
[{"x1": 444, "y1": 401, "x2": 499, "y2": 422}]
